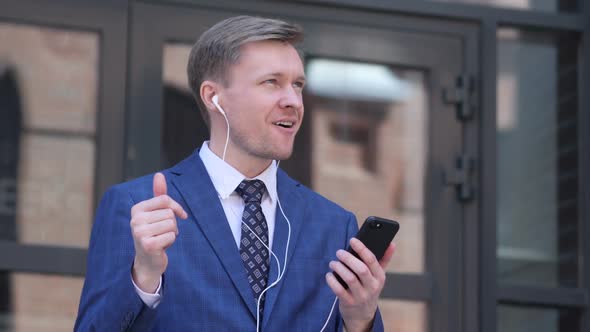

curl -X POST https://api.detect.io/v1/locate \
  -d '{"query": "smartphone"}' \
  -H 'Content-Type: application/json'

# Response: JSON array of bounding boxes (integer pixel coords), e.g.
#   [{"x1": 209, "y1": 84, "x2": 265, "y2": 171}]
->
[{"x1": 334, "y1": 216, "x2": 400, "y2": 289}]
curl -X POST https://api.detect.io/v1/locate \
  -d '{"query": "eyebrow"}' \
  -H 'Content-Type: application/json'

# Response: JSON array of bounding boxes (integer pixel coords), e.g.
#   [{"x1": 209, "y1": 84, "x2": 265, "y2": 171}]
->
[{"x1": 265, "y1": 72, "x2": 306, "y2": 82}]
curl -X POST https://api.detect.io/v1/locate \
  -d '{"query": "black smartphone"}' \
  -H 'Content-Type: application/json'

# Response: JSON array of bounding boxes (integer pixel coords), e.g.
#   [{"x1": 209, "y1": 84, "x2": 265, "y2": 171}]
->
[{"x1": 334, "y1": 216, "x2": 400, "y2": 289}]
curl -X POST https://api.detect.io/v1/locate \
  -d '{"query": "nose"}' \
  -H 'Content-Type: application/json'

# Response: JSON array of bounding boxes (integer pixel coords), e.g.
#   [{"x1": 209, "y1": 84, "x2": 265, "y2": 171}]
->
[{"x1": 279, "y1": 85, "x2": 303, "y2": 110}]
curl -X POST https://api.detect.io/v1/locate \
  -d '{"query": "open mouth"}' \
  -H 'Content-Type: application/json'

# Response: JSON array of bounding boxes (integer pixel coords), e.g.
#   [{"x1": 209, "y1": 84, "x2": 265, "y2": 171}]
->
[{"x1": 273, "y1": 121, "x2": 294, "y2": 129}]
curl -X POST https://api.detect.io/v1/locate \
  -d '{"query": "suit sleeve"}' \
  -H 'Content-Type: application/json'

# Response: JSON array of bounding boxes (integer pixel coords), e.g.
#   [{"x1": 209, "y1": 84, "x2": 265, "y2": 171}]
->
[
  {"x1": 74, "y1": 186, "x2": 160, "y2": 331},
  {"x1": 336, "y1": 212, "x2": 385, "y2": 332}
]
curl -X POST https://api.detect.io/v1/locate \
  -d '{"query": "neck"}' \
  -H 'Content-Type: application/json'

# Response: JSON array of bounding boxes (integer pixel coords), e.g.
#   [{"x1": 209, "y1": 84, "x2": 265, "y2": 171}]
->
[{"x1": 209, "y1": 135, "x2": 272, "y2": 179}]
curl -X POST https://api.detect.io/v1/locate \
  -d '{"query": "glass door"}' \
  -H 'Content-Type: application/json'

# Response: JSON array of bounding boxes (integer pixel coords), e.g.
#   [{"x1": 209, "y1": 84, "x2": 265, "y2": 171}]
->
[{"x1": 128, "y1": 3, "x2": 478, "y2": 331}]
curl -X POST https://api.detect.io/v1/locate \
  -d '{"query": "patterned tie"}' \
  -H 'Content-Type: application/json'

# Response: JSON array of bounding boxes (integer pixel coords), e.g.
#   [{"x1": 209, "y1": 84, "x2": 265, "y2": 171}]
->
[{"x1": 236, "y1": 179, "x2": 270, "y2": 316}]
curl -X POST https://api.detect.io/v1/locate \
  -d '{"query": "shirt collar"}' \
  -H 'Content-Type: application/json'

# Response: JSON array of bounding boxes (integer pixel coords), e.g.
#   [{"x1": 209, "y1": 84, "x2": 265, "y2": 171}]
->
[{"x1": 198, "y1": 141, "x2": 277, "y2": 203}]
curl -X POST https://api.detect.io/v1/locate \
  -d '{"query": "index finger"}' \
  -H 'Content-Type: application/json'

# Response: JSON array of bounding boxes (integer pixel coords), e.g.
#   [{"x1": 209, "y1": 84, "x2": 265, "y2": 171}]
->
[
  {"x1": 349, "y1": 237, "x2": 384, "y2": 277},
  {"x1": 132, "y1": 195, "x2": 188, "y2": 219}
]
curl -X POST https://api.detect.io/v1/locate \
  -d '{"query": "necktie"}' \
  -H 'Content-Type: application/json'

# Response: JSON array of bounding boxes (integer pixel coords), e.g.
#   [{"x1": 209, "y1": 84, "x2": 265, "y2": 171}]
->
[{"x1": 236, "y1": 179, "x2": 270, "y2": 316}]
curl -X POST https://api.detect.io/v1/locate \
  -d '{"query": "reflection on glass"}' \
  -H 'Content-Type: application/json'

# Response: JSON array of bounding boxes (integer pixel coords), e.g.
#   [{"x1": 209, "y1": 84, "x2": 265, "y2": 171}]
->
[
  {"x1": 429, "y1": 0, "x2": 577, "y2": 13},
  {"x1": 496, "y1": 28, "x2": 579, "y2": 288},
  {"x1": 498, "y1": 305, "x2": 579, "y2": 332},
  {"x1": 0, "y1": 273, "x2": 83, "y2": 332},
  {"x1": 0, "y1": 22, "x2": 98, "y2": 248},
  {"x1": 162, "y1": 43, "x2": 208, "y2": 167},
  {"x1": 379, "y1": 299, "x2": 427, "y2": 332},
  {"x1": 306, "y1": 58, "x2": 427, "y2": 274}
]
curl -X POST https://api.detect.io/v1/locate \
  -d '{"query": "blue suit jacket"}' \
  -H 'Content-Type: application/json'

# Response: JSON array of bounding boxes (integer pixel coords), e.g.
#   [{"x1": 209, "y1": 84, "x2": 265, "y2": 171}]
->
[{"x1": 75, "y1": 151, "x2": 384, "y2": 331}]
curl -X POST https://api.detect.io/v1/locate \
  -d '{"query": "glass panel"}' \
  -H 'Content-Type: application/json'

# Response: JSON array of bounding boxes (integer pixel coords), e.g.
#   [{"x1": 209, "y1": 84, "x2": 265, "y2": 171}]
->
[
  {"x1": 498, "y1": 305, "x2": 580, "y2": 332},
  {"x1": 162, "y1": 43, "x2": 208, "y2": 167},
  {"x1": 0, "y1": 22, "x2": 98, "y2": 248},
  {"x1": 379, "y1": 299, "x2": 427, "y2": 332},
  {"x1": 496, "y1": 28, "x2": 579, "y2": 288},
  {"x1": 0, "y1": 272, "x2": 83, "y2": 332},
  {"x1": 428, "y1": 0, "x2": 577, "y2": 13},
  {"x1": 306, "y1": 59, "x2": 427, "y2": 274}
]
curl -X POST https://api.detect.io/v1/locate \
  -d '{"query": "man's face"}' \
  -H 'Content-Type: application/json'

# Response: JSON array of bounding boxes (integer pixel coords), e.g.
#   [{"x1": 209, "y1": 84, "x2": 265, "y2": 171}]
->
[{"x1": 218, "y1": 40, "x2": 305, "y2": 162}]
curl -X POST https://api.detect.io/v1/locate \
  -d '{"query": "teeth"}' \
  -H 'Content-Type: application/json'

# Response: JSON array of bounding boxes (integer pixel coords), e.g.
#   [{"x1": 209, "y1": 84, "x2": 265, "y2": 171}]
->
[{"x1": 274, "y1": 121, "x2": 293, "y2": 128}]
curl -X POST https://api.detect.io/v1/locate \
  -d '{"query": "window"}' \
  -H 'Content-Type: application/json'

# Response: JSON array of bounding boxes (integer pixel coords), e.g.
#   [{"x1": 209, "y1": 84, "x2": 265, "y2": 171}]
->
[{"x1": 496, "y1": 27, "x2": 581, "y2": 331}]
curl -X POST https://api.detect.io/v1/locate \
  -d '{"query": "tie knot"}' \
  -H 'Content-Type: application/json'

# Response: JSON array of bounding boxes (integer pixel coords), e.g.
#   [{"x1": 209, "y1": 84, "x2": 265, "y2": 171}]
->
[{"x1": 236, "y1": 179, "x2": 266, "y2": 204}]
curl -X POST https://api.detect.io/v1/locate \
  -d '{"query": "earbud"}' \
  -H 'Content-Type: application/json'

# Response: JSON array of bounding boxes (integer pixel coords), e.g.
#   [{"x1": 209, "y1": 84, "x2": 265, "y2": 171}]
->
[{"x1": 212, "y1": 95, "x2": 226, "y2": 116}]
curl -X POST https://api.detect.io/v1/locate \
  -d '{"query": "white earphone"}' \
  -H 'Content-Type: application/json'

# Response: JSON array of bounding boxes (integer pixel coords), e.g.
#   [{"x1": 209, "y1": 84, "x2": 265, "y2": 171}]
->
[
  {"x1": 212, "y1": 94, "x2": 226, "y2": 116},
  {"x1": 212, "y1": 94, "x2": 230, "y2": 161},
  {"x1": 211, "y1": 93, "x2": 331, "y2": 331},
  {"x1": 211, "y1": 94, "x2": 294, "y2": 331}
]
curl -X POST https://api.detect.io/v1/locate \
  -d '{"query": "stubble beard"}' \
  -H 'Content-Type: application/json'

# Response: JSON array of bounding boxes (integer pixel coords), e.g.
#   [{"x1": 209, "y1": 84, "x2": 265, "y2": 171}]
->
[{"x1": 232, "y1": 130, "x2": 295, "y2": 162}]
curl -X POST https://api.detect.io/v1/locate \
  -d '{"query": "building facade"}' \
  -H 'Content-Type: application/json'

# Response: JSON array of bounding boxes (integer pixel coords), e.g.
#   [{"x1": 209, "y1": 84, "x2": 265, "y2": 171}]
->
[{"x1": 0, "y1": 0, "x2": 588, "y2": 331}]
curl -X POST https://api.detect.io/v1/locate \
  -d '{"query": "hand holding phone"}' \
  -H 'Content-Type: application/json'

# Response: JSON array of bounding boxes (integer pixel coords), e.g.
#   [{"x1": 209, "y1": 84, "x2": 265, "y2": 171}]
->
[{"x1": 334, "y1": 216, "x2": 399, "y2": 289}]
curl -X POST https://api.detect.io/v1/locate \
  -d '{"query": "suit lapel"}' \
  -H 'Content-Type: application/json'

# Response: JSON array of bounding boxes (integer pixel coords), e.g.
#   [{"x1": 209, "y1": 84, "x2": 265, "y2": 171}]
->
[
  {"x1": 169, "y1": 152, "x2": 257, "y2": 319},
  {"x1": 262, "y1": 169, "x2": 308, "y2": 328}
]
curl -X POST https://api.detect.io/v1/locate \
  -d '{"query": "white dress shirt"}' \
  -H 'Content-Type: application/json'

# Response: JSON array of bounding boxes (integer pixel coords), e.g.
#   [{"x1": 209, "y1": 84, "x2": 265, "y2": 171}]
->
[{"x1": 133, "y1": 141, "x2": 278, "y2": 308}]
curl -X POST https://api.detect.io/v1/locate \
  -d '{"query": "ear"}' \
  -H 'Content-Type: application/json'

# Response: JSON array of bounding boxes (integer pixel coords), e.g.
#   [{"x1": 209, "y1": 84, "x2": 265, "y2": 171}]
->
[{"x1": 200, "y1": 80, "x2": 220, "y2": 112}]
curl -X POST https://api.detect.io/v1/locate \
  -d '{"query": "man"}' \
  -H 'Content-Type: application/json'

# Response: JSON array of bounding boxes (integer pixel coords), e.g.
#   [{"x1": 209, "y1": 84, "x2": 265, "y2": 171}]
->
[{"x1": 75, "y1": 16, "x2": 395, "y2": 331}]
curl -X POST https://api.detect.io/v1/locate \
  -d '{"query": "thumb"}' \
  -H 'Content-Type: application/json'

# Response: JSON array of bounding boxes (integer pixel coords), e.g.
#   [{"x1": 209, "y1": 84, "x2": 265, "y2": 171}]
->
[{"x1": 153, "y1": 172, "x2": 167, "y2": 197}]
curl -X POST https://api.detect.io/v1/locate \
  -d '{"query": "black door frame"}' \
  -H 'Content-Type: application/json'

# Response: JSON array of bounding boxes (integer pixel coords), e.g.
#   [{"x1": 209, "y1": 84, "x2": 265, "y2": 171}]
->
[{"x1": 127, "y1": 1, "x2": 479, "y2": 331}]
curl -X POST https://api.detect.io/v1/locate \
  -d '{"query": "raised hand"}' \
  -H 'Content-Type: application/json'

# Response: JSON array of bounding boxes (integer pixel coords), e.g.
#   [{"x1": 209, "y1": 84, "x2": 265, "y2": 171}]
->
[{"x1": 130, "y1": 172, "x2": 188, "y2": 292}]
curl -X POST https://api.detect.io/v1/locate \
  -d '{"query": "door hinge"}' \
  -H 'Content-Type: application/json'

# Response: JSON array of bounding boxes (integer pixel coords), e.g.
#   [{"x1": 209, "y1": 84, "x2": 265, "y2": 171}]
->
[
  {"x1": 444, "y1": 154, "x2": 475, "y2": 202},
  {"x1": 443, "y1": 74, "x2": 475, "y2": 121}
]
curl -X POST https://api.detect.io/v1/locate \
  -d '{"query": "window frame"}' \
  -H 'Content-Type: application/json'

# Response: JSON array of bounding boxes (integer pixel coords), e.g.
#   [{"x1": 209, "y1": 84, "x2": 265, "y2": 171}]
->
[{"x1": 0, "y1": 0, "x2": 128, "y2": 276}]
